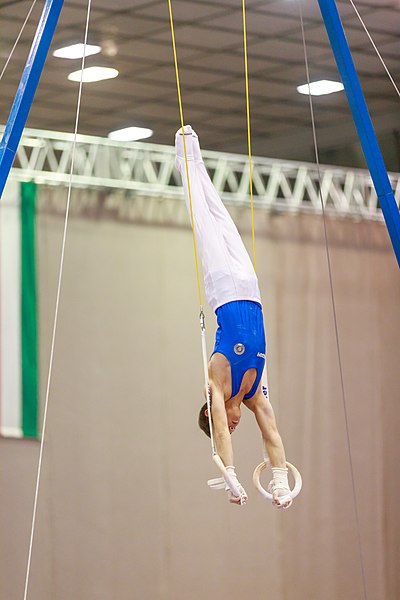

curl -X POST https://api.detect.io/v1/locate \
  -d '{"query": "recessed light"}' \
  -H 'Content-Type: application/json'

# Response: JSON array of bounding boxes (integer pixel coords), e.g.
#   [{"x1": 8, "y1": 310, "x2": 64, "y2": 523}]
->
[
  {"x1": 108, "y1": 127, "x2": 154, "y2": 142},
  {"x1": 297, "y1": 79, "x2": 344, "y2": 96},
  {"x1": 68, "y1": 66, "x2": 119, "y2": 83},
  {"x1": 53, "y1": 43, "x2": 101, "y2": 59}
]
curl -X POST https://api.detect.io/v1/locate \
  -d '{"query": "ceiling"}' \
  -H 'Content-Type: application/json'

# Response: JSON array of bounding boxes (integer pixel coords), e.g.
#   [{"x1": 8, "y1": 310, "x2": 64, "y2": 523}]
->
[{"x1": 0, "y1": 0, "x2": 399, "y2": 168}]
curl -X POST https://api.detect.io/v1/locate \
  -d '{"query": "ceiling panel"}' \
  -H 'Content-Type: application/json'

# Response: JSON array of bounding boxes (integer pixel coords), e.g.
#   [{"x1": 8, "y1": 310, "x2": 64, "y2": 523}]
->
[
  {"x1": 126, "y1": 1, "x2": 182, "y2": 21},
  {"x1": 158, "y1": 0, "x2": 225, "y2": 22},
  {"x1": 123, "y1": 100, "x2": 179, "y2": 118},
  {"x1": 351, "y1": 50, "x2": 397, "y2": 76},
  {"x1": 186, "y1": 51, "x2": 268, "y2": 74},
  {"x1": 284, "y1": 24, "x2": 330, "y2": 46},
  {"x1": 209, "y1": 10, "x2": 299, "y2": 37},
  {"x1": 287, "y1": 22, "x2": 389, "y2": 50},
  {"x1": 348, "y1": 0, "x2": 385, "y2": 5},
  {"x1": 340, "y1": 26, "x2": 390, "y2": 50},
  {"x1": 252, "y1": 104, "x2": 309, "y2": 123},
  {"x1": 360, "y1": 8, "x2": 400, "y2": 34},
  {"x1": 91, "y1": 0, "x2": 155, "y2": 9},
  {"x1": 254, "y1": 0, "x2": 323, "y2": 21},
  {"x1": 0, "y1": 0, "x2": 41, "y2": 21},
  {"x1": 117, "y1": 36, "x2": 194, "y2": 61},
  {"x1": 338, "y1": 2, "x2": 376, "y2": 22},
  {"x1": 0, "y1": 0, "x2": 398, "y2": 168},
  {"x1": 367, "y1": 97, "x2": 400, "y2": 113},
  {"x1": 153, "y1": 24, "x2": 240, "y2": 50},
  {"x1": 378, "y1": 39, "x2": 400, "y2": 55},
  {"x1": 358, "y1": 75, "x2": 399, "y2": 98},
  {"x1": 183, "y1": 88, "x2": 246, "y2": 111},
  {"x1": 267, "y1": 64, "x2": 331, "y2": 88},
  {"x1": 214, "y1": 67, "x2": 290, "y2": 92},
  {"x1": 202, "y1": 112, "x2": 252, "y2": 129},
  {"x1": 26, "y1": 102, "x2": 74, "y2": 125},
  {"x1": 90, "y1": 77, "x2": 171, "y2": 100},
  {"x1": 88, "y1": 14, "x2": 166, "y2": 38},
  {"x1": 0, "y1": 20, "x2": 42, "y2": 54},
  {"x1": 216, "y1": 77, "x2": 300, "y2": 102},
  {"x1": 248, "y1": 37, "x2": 326, "y2": 61}
]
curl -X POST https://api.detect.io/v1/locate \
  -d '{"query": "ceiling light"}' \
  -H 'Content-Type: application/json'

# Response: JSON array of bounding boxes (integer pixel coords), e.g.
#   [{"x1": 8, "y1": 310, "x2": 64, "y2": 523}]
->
[
  {"x1": 53, "y1": 43, "x2": 101, "y2": 59},
  {"x1": 297, "y1": 79, "x2": 344, "y2": 96},
  {"x1": 68, "y1": 66, "x2": 119, "y2": 83},
  {"x1": 108, "y1": 127, "x2": 154, "y2": 142}
]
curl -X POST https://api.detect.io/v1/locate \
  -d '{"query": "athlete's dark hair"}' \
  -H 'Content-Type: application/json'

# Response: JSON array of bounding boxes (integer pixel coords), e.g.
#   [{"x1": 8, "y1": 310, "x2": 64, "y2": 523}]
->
[{"x1": 198, "y1": 402, "x2": 211, "y2": 438}]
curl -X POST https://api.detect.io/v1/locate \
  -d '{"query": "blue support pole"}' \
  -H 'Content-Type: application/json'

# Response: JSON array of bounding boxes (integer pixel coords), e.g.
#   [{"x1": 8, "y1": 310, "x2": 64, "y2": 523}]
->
[
  {"x1": 0, "y1": 0, "x2": 64, "y2": 198},
  {"x1": 317, "y1": 0, "x2": 400, "y2": 268}
]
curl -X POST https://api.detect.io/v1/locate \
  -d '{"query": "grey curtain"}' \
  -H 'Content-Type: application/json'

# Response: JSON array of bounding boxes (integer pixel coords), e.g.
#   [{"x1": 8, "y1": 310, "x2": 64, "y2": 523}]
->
[{"x1": 0, "y1": 199, "x2": 399, "y2": 600}]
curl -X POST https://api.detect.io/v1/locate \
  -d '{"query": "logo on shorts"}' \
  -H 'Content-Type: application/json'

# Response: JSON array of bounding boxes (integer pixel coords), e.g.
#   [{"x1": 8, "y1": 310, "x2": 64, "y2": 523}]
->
[
  {"x1": 257, "y1": 352, "x2": 266, "y2": 359},
  {"x1": 234, "y1": 343, "x2": 245, "y2": 355}
]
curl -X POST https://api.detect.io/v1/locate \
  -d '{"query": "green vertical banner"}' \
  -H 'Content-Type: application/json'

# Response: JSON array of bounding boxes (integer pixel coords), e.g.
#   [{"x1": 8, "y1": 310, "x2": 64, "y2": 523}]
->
[
  {"x1": 1, "y1": 180, "x2": 39, "y2": 438},
  {"x1": 21, "y1": 181, "x2": 38, "y2": 438}
]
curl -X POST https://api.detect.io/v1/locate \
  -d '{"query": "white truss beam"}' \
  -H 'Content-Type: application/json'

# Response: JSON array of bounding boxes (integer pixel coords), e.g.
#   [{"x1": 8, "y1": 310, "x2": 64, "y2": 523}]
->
[{"x1": 6, "y1": 127, "x2": 400, "y2": 221}]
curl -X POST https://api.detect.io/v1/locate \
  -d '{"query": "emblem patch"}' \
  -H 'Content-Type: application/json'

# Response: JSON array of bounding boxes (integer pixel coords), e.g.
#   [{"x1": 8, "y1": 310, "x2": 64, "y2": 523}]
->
[{"x1": 234, "y1": 343, "x2": 245, "y2": 355}]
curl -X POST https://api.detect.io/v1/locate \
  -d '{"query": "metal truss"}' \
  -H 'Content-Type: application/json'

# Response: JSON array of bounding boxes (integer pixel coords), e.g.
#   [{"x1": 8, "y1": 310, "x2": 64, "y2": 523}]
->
[{"x1": 6, "y1": 127, "x2": 400, "y2": 221}]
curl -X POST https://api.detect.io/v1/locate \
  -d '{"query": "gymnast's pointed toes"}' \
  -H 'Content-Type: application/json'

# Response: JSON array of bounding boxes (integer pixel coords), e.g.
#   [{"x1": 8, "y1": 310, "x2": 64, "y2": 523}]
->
[{"x1": 175, "y1": 124, "x2": 193, "y2": 137}]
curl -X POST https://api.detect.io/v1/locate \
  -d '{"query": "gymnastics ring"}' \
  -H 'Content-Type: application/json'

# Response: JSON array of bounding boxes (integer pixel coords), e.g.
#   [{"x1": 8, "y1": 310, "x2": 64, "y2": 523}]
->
[{"x1": 253, "y1": 460, "x2": 302, "y2": 502}]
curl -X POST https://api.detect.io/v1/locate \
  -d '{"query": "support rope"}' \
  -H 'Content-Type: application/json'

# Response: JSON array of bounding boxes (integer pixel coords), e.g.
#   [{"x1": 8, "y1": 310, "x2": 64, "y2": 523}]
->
[
  {"x1": 298, "y1": 4, "x2": 368, "y2": 600},
  {"x1": 166, "y1": 2, "x2": 249, "y2": 503},
  {"x1": 0, "y1": 0, "x2": 38, "y2": 82},
  {"x1": 166, "y1": 0, "x2": 216, "y2": 456},
  {"x1": 167, "y1": 0, "x2": 203, "y2": 310},
  {"x1": 22, "y1": 2, "x2": 93, "y2": 598},
  {"x1": 241, "y1": 0, "x2": 257, "y2": 271},
  {"x1": 348, "y1": 0, "x2": 400, "y2": 99}
]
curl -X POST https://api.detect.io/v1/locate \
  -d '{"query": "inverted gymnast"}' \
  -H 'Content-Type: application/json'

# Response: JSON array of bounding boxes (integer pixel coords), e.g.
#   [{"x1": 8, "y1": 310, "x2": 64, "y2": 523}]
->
[{"x1": 175, "y1": 125, "x2": 293, "y2": 509}]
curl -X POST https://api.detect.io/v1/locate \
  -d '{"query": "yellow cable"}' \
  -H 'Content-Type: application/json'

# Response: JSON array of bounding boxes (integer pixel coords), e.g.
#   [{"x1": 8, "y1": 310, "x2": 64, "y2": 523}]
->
[
  {"x1": 167, "y1": 0, "x2": 203, "y2": 308},
  {"x1": 242, "y1": 0, "x2": 257, "y2": 272}
]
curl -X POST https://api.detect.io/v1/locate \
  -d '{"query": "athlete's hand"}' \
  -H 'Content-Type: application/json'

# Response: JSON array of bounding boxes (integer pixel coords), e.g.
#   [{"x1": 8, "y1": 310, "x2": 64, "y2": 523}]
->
[
  {"x1": 207, "y1": 466, "x2": 247, "y2": 505},
  {"x1": 224, "y1": 466, "x2": 247, "y2": 506},
  {"x1": 267, "y1": 467, "x2": 292, "y2": 509}
]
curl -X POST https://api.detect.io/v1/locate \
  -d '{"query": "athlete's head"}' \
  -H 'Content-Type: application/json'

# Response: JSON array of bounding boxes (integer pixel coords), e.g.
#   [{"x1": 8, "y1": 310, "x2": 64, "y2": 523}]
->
[
  {"x1": 198, "y1": 400, "x2": 241, "y2": 438},
  {"x1": 225, "y1": 400, "x2": 241, "y2": 433},
  {"x1": 198, "y1": 402, "x2": 211, "y2": 438}
]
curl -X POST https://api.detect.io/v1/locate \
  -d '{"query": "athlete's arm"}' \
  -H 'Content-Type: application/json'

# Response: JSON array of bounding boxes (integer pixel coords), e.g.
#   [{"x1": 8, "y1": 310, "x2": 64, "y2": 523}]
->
[
  {"x1": 244, "y1": 368, "x2": 292, "y2": 508},
  {"x1": 248, "y1": 389, "x2": 287, "y2": 469},
  {"x1": 208, "y1": 382, "x2": 247, "y2": 505},
  {"x1": 209, "y1": 382, "x2": 234, "y2": 467}
]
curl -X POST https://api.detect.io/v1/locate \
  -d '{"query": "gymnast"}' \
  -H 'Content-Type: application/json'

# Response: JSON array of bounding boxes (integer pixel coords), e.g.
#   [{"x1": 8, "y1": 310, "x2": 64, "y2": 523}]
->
[{"x1": 175, "y1": 125, "x2": 293, "y2": 509}]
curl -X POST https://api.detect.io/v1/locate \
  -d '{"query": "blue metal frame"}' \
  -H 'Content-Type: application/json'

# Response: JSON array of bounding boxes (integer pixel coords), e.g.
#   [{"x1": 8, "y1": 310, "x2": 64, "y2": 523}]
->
[
  {"x1": 317, "y1": 0, "x2": 400, "y2": 268},
  {"x1": 0, "y1": 0, "x2": 64, "y2": 198}
]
